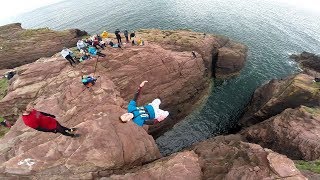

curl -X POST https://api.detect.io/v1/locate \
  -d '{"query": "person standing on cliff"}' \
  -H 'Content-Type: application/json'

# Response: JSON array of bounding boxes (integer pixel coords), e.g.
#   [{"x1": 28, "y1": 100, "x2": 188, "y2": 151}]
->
[
  {"x1": 115, "y1": 29, "x2": 122, "y2": 44},
  {"x1": 120, "y1": 81, "x2": 169, "y2": 126},
  {"x1": 22, "y1": 103, "x2": 80, "y2": 137},
  {"x1": 130, "y1": 31, "x2": 135, "y2": 40},
  {"x1": 124, "y1": 30, "x2": 129, "y2": 43},
  {"x1": 130, "y1": 31, "x2": 136, "y2": 45},
  {"x1": 61, "y1": 47, "x2": 76, "y2": 66}
]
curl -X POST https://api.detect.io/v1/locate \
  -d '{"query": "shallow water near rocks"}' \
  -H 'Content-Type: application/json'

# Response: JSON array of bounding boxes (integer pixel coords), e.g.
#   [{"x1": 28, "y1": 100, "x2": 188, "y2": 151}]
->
[{"x1": 4, "y1": 0, "x2": 320, "y2": 155}]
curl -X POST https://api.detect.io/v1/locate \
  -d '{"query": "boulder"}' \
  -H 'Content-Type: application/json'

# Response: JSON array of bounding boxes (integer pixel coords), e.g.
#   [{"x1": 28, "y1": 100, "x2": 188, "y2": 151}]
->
[
  {"x1": 242, "y1": 106, "x2": 320, "y2": 161},
  {"x1": 239, "y1": 73, "x2": 320, "y2": 127},
  {"x1": 192, "y1": 135, "x2": 306, "y2": 179},
  {"x1": 106, "y1": 151, "x2": 201, "y2": 180},
  {"x1": 290, "y1": 51, "x2": 320, "y2": 73},
  {"x1": 0, "y1": 23, "x2": 87, "y2": 69}
]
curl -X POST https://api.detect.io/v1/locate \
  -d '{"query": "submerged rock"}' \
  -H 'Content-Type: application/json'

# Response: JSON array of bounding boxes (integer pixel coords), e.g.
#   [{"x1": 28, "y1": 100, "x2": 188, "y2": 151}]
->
[{"x1": 0, "y1": 23, "x2": 87, "y2": 69}]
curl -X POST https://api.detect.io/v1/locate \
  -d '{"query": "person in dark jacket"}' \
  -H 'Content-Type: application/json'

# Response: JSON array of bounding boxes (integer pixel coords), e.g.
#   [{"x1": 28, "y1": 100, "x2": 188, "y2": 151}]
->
[
  {"x1": 120, "y1": 81, "x2": 169, "y2": 126},
  {"x1": 0, "y1": 118, "x2": 11, "y2": 128},
  {"x1": 115, "y1": 29, "x2": 122, "y2": 44},
  {"x1": 130, "y1": 31, "x2": 135, "y2": 40},
  {"x1": 130, "y1": 31, "x2": 136, "y2": 45},
  {"x1": 22, "y1": 104, "x2": 79, "y2": 137},
  {"x1": 124, "y1": 30, "x2": 129, "y2": 42}
]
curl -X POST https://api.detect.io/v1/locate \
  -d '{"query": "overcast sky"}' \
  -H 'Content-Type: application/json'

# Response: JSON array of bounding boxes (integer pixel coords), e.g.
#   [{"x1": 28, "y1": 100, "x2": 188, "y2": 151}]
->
[
  {"x1": 0, "y1": 0, "x2": 63, "y2": 20},
  {"x1": 0, "y1": 0, "x2": 319, "y2": 23}
]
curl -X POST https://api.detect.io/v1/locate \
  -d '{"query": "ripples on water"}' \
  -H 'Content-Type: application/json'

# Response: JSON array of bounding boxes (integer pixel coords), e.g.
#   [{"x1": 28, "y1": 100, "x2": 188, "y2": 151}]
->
[{"x1": 8, "y1": 0, "x2": 320, "y2": 155}]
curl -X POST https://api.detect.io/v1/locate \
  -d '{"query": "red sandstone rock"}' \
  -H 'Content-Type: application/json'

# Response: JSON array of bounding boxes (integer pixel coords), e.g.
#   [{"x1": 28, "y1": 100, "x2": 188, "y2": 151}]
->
[
  {"x1": 242, "y1": 106, "x2": 320, "y2": 161},
  {"x1": 0, "y1": 29, "x2": 247, "y2": 178},
  {"x1": 239, "y1": 73, "x2": 320, "y2": 127},
  {"x1": 0, "y1": 23, "x2": 87, "y2": 69},
  {"x1": 192, "y1": 135, "x2": 306, "y2": 180},
  {"x1": 106, "y1": 151, "x2": 201, "y2": 180},
  {"x1": 138, "y1": 29, "x2": 247, "y2": 78}
]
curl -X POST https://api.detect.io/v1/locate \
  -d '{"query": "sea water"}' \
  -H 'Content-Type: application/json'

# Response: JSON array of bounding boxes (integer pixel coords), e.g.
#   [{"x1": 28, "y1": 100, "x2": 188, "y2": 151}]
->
[{"x1": 4, "y1": 0, "x2": 320, "y2": 155}]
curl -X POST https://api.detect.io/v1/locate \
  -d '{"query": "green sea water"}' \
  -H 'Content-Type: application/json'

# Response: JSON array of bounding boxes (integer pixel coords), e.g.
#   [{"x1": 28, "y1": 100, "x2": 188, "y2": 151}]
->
[{"x1": 5, "y1": 0, "x2": 320, "y2": 155}]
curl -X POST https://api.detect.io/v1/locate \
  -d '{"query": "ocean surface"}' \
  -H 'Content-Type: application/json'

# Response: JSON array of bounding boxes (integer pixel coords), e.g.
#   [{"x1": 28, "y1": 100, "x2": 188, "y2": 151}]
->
[{"x1": 4, "y1": 0, "x2": 320, "y2": 155}]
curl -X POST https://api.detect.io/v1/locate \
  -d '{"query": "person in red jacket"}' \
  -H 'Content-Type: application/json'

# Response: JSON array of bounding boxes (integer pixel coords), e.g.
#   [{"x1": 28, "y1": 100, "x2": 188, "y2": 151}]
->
[{"x1": 22, "y1": 104, "x2": 80, "y2": 137}]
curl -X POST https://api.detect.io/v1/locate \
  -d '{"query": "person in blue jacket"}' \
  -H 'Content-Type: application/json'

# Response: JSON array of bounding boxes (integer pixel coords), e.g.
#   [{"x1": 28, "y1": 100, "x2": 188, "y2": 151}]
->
[
  {"x1": 82, "y1": 75, "x2": 98, "y2": 88},
  {"x1": 120, "y1": 81, "x2": 169, "y2": 126},
  {"x1": 88, "y1": 46, "x2": 106, "y2": 57}
]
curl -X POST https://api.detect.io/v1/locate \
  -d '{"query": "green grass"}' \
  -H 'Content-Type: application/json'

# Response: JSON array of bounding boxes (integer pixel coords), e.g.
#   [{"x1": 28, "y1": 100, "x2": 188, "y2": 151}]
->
[
  {"x1": 0, "y1": 116, "x2": 9, "y2": 138},
  {"x1": 303, "y1": 106, "x2": 320, "y2": 115},
  {"x1": 0, "y1": 78, "x2": 8, "y2": 100},
  {"x1": 20, "y1": 28, "x2": 52, "y2": 37},
  {"x1": 295, "y1": 160, "x2": 320, "y2": 173},
  {"x1": 0, "y1": 126, "x2": 9, "y2": 138}
]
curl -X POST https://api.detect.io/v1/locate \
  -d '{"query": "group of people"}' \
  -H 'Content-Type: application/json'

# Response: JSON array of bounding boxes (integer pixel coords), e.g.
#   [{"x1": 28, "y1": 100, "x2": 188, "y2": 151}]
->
[
  {"x1": 115, "y1": 29, "x2": 145, "y2": 46},
  {"x1": 1, "y1": 29, "x2": 169, "y2": 138},
  {"x1": 18, "y1": 80, "x2": 169, "y2": 138},
  {"x1": 60, "y1": 29, "x2": 146, "y2": 67}
]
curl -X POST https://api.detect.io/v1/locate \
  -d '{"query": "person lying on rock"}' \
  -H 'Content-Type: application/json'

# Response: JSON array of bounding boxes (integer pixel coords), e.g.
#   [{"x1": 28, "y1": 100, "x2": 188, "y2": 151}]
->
[
  {"x1": 22, "y1": 103, "x2": 80, "y2": 137},
  {"x1": 0, "y1": 117, "x2": 11, "y2": 128},
  {"x1": 88, "y1": 46, "x2": 106, "y2": 57},
  {"x1": 61, "y1": 47, "x2": 77, "y2": 66},
  {"x1": 91, "y1": 35, "x2": 105, "y2": 50},
  {"x1": 120, "y1": 81, "x2": 169, "y2": 126},
  {"x1": 82, "y1": 75, "x2": 98, "y2": 88},
  {"x1": 108, "y1": 41, "x2": 122, "y2": 49},
  {"x1": 77, "y1": 39, "x2": 88, "y2": 52}
]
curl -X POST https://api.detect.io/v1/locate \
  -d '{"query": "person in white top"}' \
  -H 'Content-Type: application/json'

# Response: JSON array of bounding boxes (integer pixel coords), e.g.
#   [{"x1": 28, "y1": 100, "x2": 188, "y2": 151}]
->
[
  {"x1": 76, "y1": 40, "x2": 87, "y2": 51},
  {"x1": 61, "y1": 47, "x2": 76, "y2": 66}
]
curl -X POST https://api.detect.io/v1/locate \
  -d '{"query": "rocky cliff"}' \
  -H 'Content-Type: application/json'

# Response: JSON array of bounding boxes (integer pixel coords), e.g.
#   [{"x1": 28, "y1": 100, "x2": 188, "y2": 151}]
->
[
  {"x1": 0, "y1": 23, "x2": 87, "y2": 69},
  {"x1": 0, "y1": 28, "x2": 248, "y2": 179},
  {"x1": 239, "y1": 52, "x2": 320, "y2": 178},
  {"x1": 239, "y1": 73, "x2": 320, "y2": 127},
  {"x1": 105, "y1": 135, "x2": 306, "y2": 180}
]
